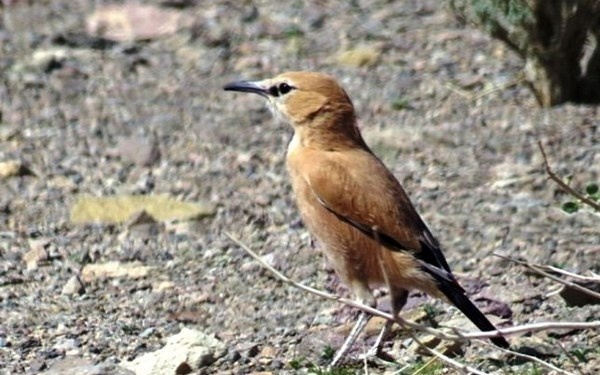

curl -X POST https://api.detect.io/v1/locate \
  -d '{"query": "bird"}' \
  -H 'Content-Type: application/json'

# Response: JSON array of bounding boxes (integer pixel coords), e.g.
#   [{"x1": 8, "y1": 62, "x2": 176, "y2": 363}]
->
[{"x1": 224, "y1": 71, "x2": 510, "y2": 365}]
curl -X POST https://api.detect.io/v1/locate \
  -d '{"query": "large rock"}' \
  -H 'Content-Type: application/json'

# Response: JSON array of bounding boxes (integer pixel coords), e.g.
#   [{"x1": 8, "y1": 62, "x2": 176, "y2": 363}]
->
[
  {"x1": 123, "y1": 328, "x2": 226, "y2": 375},
  {"x1": 70, "y1": 195, "x2": 215, "y2": 225}
]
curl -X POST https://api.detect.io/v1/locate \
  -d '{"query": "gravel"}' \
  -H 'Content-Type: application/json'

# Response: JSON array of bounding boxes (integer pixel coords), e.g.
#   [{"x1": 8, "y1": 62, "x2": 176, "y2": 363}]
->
[{"x1": 0, "y1": 1, "x2": 598, "y2": 374}]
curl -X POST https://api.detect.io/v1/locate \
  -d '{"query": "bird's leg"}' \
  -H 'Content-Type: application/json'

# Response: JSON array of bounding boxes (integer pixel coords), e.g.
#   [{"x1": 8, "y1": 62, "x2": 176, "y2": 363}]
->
[
  {"x1": 329, "y1": 284, "x2": 375, "y2": 368},
  {"x1": 366, "y1": 319, "x2": 391, "y2": 358},
  {"x1": 364, "y1": 288, "x2": 408, "y2": 359},
  {"x1": 329, "y1": 309, "x2": 371, "y2": 368}
]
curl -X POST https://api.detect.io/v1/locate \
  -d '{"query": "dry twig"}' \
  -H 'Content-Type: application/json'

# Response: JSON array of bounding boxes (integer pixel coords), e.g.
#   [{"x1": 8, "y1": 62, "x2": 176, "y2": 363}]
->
[
  {"x1": 444, "y1": 75, "x2": 525, "y2": 101},
  {"x1": 556, "y1": 342, "x2": 586, "y2": 375},
  {"x1": 537, "y1": 141, "x2": 600, "y2": 211},
  {"x1": 543, "y1": 265, "x2": 600, "y2": 283},
  {"x1": 484, "y1": 340, "x2": 577, "y2": 375},
  {"x1": 226, "y1": 232, "x2": 600, "y2": 372},
  {"x1": 226, "y1": 232, "x2": 491, "y2": 374},
  {"x1": 497, "y1": 254, "x2": 600, "y2": 302}
]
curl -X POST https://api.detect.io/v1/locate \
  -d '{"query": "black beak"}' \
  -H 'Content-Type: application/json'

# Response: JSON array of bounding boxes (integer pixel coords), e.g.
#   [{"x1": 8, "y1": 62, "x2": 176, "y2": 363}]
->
[{"x1": 223, "y1": 80, "x2": 268, "y2": 97}]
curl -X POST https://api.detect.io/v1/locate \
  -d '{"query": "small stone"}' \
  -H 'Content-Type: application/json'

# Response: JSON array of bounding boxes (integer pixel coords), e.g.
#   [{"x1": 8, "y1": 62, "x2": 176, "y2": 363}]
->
[
  {"x1": 0, "y1": 127, "x2": 20, "y2": 142},
  {"x1": 235, "y1": 152, "x2": 254, "y2": 164},
  {"x1": 116, "y1": 136, "x2": 160, "y2": 166},
  {"x1": 233, "y1": 56, "x2": 263, "y2": 71},
  {"x1": 254, "y1": 194, "x2": 271, "y2": 207},
  {"x1": 438, "y1": 339, "x2": 464, "y2": 357},
  {"x1": 404, "y1": 309, "x2": 430, "y2": 323},
  {"x1": 270, "y1": 359, "x2": 284, "y2": 369},
  {"x1": 408, "y1": 334, "x2": 441, "y2": 355},
  {"x1": 335, "y1": 45, "x2": 382, "y2": 68},
  {"x1": 0, "y1": 160, "x2": 33, "y2": 178},
  {"x1": 81, "y1": 261, "x2": 153, "y2": 282},
  {"x1": 196, "y1": 352, "x2": 216, "y2": 368},
  {"x1": 126, "y1": 209, "x2": 157, "y2": 227},
  {"x1": 453, "y1": 73, "x2": 483, "y2": 89},
  {"x1": 167, "y1": 309, "x2": 207, "y2": 325},
  {"x1": 258, "y1": 356, "x2": 272, "y2": 366},
  {"x1": 239, "y1": 343, "x2": 259, "y2": 358},
  {"x1": 164, "y1": 220, "x2": 201, "y2": 237},
  {"x1": 31, "y1": 47, "x2": 68, "y2": 72},
  {"x1": 53, "y1": 338, "x2": 81, "y2": 355},
  {"x1": 153, "y1": 280, "x2": 175, "y2": 292},
  {"x1": 48, "y1": 175, "x2": 78, "y2": 192},
  {"x1": 139, "y1": 327, "x2": 156, "y2": 338},
  {"x1": 364, "y1": 316, "x2": 388, "y2": 337},
  {"x1": 259, "y1": 345, "x2": 276, "y2": 358},
  {"x1": 23, "y1": 239, "x2": 50, "y2": 270},
  {"x1": 226, "y1": 349, "x2": 241, "y2": 363},
  {"x1": 29, "y1": 359, "x2": 47, "y2": 372},
  {"x1": 0, "y1": 199, "x2": 10, "y2": 215},
  {"x1": 175, "y1": 362, "x2": 192, "y2": 375},
  {"x1": 61, "y1": 275, "x2": 85, "y2": 296},
  {"x1": 86, "y1": 4, "x2": 193, "y2": 42},
  {"x1": 124, "y1": 210, "x2": 163, "y2": 239}
]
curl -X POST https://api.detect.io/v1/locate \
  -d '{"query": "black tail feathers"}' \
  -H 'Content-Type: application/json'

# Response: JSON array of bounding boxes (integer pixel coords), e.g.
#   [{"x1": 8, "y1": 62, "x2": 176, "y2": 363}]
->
[{"x1": 438, "y1": 282, "x2": 510, "y2": 348}]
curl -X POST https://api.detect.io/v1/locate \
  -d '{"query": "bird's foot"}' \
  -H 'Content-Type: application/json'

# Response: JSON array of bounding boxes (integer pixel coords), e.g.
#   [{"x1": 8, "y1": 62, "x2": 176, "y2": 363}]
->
[
  {"x1": 361, "y1": 319, "x2": 394, "y2": 360},
  {"x1": 355, "y1": 342, "x2": 395, "y2": 364}
]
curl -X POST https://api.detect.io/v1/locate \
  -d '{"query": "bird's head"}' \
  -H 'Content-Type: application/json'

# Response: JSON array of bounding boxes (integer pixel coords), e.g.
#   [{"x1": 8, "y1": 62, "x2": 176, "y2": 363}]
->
[{"x1": 224, "y1": 71, "x2": 365, "y2": 149}]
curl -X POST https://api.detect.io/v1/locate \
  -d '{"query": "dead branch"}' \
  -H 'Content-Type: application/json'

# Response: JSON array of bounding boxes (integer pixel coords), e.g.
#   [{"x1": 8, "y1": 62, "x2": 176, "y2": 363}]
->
[
  {"x1": 498, "y1": 254, "x2": 600, "y2": 302},
  {"x1": 226, "y1": 232, "x2": 600, "y2": 341},
  {"x1": 443, "y1": 75, "x2": 525, "y2": 102},
  {"x1": 409, "y1": 334, "x2": 490, "y2": 375},
  {"x1": 543, "y1": 265, "x2": 600, "y2": 283},
  {"x1": 556, "y1": 342, "x2": 586, "y2": 375},
  {"x1": 226, "y1": 231, "x2": 490, "y2": 374},
  {"x1": 486, "y1": 341, "x2": 576, "y2": 375},
  {"x1": 537, "y1": 141, "x2": 600, "y2": 211}
]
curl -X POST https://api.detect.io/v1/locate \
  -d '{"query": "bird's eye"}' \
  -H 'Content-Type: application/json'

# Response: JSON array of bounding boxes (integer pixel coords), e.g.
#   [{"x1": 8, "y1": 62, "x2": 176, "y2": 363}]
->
[
  {"x1": 278, "y1": 83, "x2": 292, "y2": 95},
  {"x1": 268, "y1": 82, "x2": 294, "y2": 97}
]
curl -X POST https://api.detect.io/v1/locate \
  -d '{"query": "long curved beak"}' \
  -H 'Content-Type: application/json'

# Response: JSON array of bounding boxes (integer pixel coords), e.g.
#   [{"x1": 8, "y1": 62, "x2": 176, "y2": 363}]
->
[{"x1": 223, "y1": 80, "x2": 268, "y2": 97}]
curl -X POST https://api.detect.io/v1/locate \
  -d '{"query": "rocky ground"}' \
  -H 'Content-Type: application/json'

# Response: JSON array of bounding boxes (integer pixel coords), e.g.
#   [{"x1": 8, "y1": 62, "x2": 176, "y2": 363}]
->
[{"x1": 0, "y1": 1, "x2": 599, "y2": 374}]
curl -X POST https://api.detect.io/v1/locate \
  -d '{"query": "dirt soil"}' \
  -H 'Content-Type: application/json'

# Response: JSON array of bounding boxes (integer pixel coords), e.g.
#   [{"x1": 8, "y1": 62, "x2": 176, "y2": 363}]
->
[{"x1": 1, "y1": 1, "x2": 599, "y2": 374}]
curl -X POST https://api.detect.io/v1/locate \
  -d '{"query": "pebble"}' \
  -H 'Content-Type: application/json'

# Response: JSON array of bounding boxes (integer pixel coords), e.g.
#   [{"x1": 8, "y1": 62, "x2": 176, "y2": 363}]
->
[
  {"x1": 139, "y1": 327, "x2": 156, "y2": 338},
  {"x1": 23, "y1": 239, "x2": 50, "y2": 270},
  {"x1": 53, "y1": 337, "x2": 81, "y2": 355},
  {"x1": 116, "y1": 136, "x2": 160, "y2": 167},
  {"x1": 0, "y1": 160, "x2": 32, "y2": 178},
  {"x1": 86, "y1": 4, "x2": 193, "y2": 42},
  {"x1": 226, "y1": 349, "x2": 241, "y2": 363},
  {"x1": 3, "y1": 2, "x2": 600, "y2": 374},
  {"x1": 61, "y1": 275, "x2": 85, "y2": 296},
  {"x1": 238, "y1": 343, "x2": 260, "y2": 358}
]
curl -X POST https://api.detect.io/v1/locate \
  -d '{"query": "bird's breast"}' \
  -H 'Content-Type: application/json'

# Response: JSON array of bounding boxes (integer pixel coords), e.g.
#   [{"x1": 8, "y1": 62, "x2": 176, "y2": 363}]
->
[{"x1": 285, "y1": 150, "x2": 385, "y2": 286}]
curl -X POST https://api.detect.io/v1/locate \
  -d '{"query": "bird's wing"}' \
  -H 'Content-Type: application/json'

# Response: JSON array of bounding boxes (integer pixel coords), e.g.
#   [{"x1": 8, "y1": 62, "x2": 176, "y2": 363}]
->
[{"x1": 303, "y1": 150, "x2": 454, "y2": 279}]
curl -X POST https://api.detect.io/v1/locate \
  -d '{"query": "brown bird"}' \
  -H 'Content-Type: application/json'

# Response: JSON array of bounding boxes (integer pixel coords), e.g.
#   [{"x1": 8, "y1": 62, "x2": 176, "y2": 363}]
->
[{"x1": 224, "y1": 71, "x2": 509, "y2": 365}]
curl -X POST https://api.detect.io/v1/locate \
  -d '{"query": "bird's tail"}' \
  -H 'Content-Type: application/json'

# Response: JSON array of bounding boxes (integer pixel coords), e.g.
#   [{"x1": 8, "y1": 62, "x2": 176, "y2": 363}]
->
[{"x1": 437, "y1": 282, "x2": 510, "y2": 348}]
